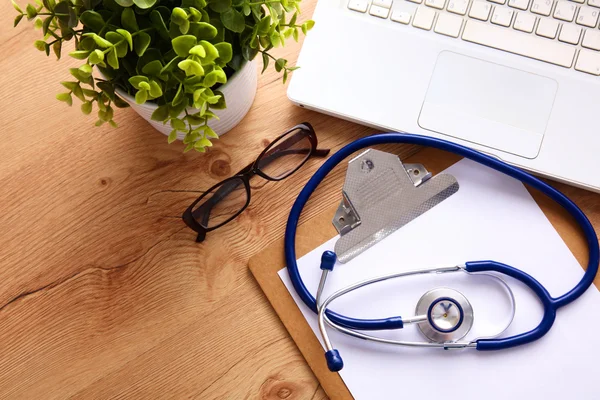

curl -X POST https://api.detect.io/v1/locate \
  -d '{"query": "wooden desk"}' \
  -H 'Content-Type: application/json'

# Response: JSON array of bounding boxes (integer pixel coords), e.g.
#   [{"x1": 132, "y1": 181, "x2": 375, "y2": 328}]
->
[{"x1": 0, "y1": 2, "x2": 598, "y2": 398}]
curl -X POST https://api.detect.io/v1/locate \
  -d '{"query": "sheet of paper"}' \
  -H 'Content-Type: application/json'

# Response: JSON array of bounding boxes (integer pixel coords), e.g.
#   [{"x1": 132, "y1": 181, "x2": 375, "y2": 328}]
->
[{"x1": 279, "y1": 159, "x2": 598, "y2": 399}]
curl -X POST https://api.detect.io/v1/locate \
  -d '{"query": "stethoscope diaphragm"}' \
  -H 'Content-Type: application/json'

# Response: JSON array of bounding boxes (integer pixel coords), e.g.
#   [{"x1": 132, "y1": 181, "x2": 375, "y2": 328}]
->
[{"x1": 415, "y1": 288, "x2": 474, "y2": 343}]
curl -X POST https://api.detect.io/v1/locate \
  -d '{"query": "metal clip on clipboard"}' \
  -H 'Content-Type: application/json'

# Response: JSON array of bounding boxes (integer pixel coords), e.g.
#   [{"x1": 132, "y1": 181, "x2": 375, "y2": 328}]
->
[{"x1": 332, "y1": 149, "x2": 460, "y2": 263}]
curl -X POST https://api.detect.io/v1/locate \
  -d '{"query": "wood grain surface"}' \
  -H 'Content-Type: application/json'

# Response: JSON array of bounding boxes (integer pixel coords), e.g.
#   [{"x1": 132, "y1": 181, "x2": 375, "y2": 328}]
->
[{"x1": 0, "y1": 1, "x2": 598, "y2": 398}]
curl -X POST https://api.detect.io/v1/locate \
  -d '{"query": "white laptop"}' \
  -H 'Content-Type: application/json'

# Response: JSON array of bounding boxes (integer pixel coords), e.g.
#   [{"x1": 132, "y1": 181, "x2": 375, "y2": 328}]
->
[{"x1": 288, "y1": 0, "x2": 600, "y2": 191}]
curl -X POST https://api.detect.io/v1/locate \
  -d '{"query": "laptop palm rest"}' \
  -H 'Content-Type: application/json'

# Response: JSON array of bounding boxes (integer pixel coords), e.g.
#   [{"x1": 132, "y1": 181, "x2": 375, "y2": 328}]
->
[{"x1": 418, "y1": 51, "x2": 558, "y2": 159}]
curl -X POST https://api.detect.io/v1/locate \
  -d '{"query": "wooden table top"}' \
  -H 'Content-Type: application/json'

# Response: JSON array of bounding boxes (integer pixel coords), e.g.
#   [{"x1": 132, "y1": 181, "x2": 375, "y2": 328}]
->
[{"x1": 1, "y1": 1, "x2": 599, "y2": 398}]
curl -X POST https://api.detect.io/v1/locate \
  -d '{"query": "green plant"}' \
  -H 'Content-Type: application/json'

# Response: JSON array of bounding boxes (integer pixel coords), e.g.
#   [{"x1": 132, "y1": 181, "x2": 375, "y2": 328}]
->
[{"x1": 12, "y1": 0, "x2": 314, "y2": 152}]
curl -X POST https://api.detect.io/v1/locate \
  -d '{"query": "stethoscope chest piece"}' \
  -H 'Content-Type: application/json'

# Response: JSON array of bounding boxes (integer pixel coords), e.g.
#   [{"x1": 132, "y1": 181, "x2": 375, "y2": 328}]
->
[{"x1": 415, "y1": 288, "x2": 474, "y2": 343}]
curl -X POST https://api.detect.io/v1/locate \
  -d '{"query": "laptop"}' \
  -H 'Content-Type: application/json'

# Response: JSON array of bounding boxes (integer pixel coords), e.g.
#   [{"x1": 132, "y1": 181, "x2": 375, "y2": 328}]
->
[{"x1": 288, "y1": 0, "x2": 600, "y2": 192}]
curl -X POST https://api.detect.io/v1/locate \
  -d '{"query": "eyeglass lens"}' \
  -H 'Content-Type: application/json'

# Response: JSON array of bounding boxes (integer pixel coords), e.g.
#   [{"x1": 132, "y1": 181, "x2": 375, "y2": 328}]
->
[
  {"x1": 192, "y1": 177, "x2": 248, "y2": 229},
  {"x1": 257, "y1": 127, "x2": 312, "y2": 180}
]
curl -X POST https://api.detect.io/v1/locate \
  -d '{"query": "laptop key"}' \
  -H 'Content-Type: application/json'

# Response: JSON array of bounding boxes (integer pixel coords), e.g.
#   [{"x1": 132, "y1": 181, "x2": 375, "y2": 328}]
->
[
  {"x1": 447, "y1": 0, "x2": 470, "y2": 14},
  {"x1": 462, "y1": 20, "x2": 576, "y2": 67},
  {"x1": 348, "y1": 0, "x2": 369, "y2": 12},
  {"x1": 582, "y1": 29, "x2": 600, "y2": 50},
  {"x1": 435, "y1": 13, "x2": 463, "y2": 36},
  {"x1": 469, "y1": 1, "x2": 492, "y2": 20},
  {"x1": 370, "y1": 4, "x2": 391, "y2": 17},
  {"x1": 391, "y1": 9, "x2": 412, "y2": 23},
  {"x1": 575, "y1": 49, "x2": 600, "y2": 74},
  {"x1": 413, "y1": 7, "x2": 436, "y2": 29},
  {"x1": 575, "y1": 6, "x2": 599, "y2": 27}
]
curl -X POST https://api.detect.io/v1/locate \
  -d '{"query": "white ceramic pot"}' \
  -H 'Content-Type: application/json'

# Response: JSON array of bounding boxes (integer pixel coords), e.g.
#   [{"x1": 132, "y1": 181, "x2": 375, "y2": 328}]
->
[{"x1": 116, "y1": 60, "x2": 257, "y2": 139}]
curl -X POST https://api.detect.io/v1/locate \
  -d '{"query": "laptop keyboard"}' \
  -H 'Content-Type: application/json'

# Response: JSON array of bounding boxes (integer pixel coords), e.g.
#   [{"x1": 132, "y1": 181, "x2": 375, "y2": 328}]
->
[{"x1": 348, "y1": 0, "x2": 600, "y2": 75}]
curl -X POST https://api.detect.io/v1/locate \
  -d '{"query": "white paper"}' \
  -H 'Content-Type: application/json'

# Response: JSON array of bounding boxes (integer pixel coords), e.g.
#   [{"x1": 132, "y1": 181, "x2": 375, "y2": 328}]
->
[{"x1": 279, "y1": 159, "x2": 599, "y2": 399}]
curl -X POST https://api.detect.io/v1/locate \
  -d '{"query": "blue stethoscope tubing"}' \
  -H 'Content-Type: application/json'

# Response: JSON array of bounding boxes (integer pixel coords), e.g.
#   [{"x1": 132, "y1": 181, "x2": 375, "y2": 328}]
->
[{"x1": 285, "y1": 133, "x2": 599, "y2": 351}]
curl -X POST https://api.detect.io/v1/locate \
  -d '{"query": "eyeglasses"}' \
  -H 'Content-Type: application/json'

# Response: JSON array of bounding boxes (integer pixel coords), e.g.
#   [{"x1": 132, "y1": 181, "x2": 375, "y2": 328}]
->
[{"x1": 182, "y1": 122, "x2": 330, "y2": 242}]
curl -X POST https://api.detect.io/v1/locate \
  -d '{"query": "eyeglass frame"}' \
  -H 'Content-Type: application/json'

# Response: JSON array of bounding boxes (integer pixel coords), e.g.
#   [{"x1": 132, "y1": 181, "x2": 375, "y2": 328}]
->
[{"x1": 182, "y1": 122, "x2": 330, "y2": 242}]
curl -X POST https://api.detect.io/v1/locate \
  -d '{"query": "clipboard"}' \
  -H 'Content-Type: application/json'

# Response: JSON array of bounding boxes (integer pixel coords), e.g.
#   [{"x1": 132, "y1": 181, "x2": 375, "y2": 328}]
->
[{"x1": 247, "y1": 148, "x2": 591, "y2": 399}]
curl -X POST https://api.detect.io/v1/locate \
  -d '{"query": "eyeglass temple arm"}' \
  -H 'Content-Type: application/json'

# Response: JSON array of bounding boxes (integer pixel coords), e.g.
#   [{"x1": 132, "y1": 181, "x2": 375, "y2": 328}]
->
[{"x1": 192, "y1": 148, "x2": 329, "y2": 225}]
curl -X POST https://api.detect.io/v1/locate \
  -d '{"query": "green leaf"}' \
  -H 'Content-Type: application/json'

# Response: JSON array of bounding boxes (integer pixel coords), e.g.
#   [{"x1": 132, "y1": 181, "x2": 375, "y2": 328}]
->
[
  {"x1": 170, "y1": 96, "x2": 188, "y2": 116},
  {"x1": 257, "y1": 16, "x2": 271, "y2": 35},
  {"x1": 178, "y1": 59, "x2": 204, "y2": 76},
  {"x1": 171, "y1": 7, "x2": 188, "y2": 25},
  {"x1": 283, "y1": 69, "x2": 288, "y2": 84},
  {"x1": 141, "y1": 60, "x2": 162, "y2": 76},
  {"x1": 133, "y1": 0, "x2": 157, "y2": 9},
  {"x1": 135, "y1": 89, "x2": 148, "y2": 104},
  {"x1": 69, "y1": 50, "x2": 90, "y2": 60},
  {"x1": 283, "y1": 28, "x2": 293, "y2": 39},
  {"x1": 92, "y1": 34, "x2": 112, "y2": 48},
  {"x1": 172, "y1": 35, "x2": 197, "y2": 57},
  {"x1": 34, "y1": 40, "x2": 47, "y2": 52},
  {"x1": 97, "y1": 81, "x2": 115, "y2": 99},
  {"x1": 95, "y1": 119, "x2": 105, "y2": 127},
  {"x1": 73, "y1": 85, "x2": 85, "y2": 101},
  {"x1": 289, "y1": 12, "x2": 297, "y2": 26},
  {"x1": 80, "y1": 10, "x2": 105, "y2": 33},
  {"x1": 134, "y1": 32, "x2": 151, "y2": 57},
  {"x1": 211, "y1": 90, "x2": 226, "y2": 109},
  {"x1": 275, "y1": 58, "x2": 286, "y2": 72},
  {"x1": 52, "y1": 40, "x2": 62, "y2": 59},
  {"x1": 242, "y1": 3, "x2": 250, "y2": 16},
  {"x1": 205, "y1": 126, "x2": 218, "y2": 138},
  {"x1": 61, "y1": 81, "x2": 78, "y2": 91},
  {"x1": 26, "y1": 4, "x2": 37, "y2": 19},
  {"x1": 150, "y1": 10, "x2": 169, "y2": 39},
  {"x1": 292, "y1": 27, "x2": 299, "y2": 42},
  {"x1": 42, "y1": 16, "x2": 51, "y2": 35},
  {"x1": 189, "y1": 45, "x2": 206, "y2": 57},
  {"x1": 148, "y1": 80, "x2": 163, "y2": 97},
  {"x1": 184, "y1": 143, "x2": 194, "y2": 152},
  {"x1": 34, "y1": 17, "x2": 43, "y2": 29},
  {"x1": 121, "y1": 7, "x2": 139, "y2": 32},
  {"x1": 109, "y1": 120, "x2": 118, "y2": 128},
  {"x1": 179, "y1": 19, "x2": 190, "y2": 35},
  {"x1": 106, "y1": 31, "x2": 123, "y2": 45},
  {"x1": 78, "y1": 64, "x2": 93, "y2": 77},
  {"x1": 214, "y1": 42, "x2": 232, "y2": 64},
  {"x1": 107, "y1": 48, "x2": 119, "y2": 69},
  {"x1": 261, "y1": 52, "x2": 269, "y2": 73},
  {"x1": 113, "y1": 96, "x2": 129, "y2": 108},
  {"x1": 199, "y1": 40, "x2": 219, "y2": 62},
  {"x1": 81, "y1": 101, "x2": 93, "y2": 115},
  {"x1": 11, "y1": 0, "x2": 22, "y2": 13},
  {"x1": 209, "y1": 0, "x2": 231, "y2": 13},
  {"x1": 220, "y1": 8, "x2": 245, "y2": 33},
  {"x1": 116, "y1": 29, "x2": 133, "y2": 50},
  {"x1": 204, "y1": 70, "x2": 226, "y2": 87},
  {"x1": 151, "y1": 104, "x2": 170, "y2": 121},
  {"x1": 89, "y1": 49, "x2": 104, "y2": 64},
  {"x1": 305, "y1": 20, "x2": 315, "y2": 31},
  {"x1": 190, "y1": 22, "x2": 217, "y2": 40},
  {"x1": 56, "y1": 92, "x2": 72, "y2": 106},
  {"x1": 114, "y1": 0, "x2": 133, "y2": 6},
  {"x1": 168, "y1": 129, "x2": 178, "y2": 144},
  {"x1": 171, "y1": 118, "x2": 186, "y2": 130},
  {"x1": 129, "y1": 75, "x2": 149, "y2": 89},
  {"x1": 172, "y1": 84, "x2": 184, "y2": 106},
  {"x1": 14, "y1": 14, "x2": 24, "y2": 27}
]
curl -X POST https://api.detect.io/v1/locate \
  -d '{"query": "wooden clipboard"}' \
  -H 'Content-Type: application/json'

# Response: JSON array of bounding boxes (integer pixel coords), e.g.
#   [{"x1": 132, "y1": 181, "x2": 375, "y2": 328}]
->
[{"x1": 247, "y1": 148, "x2": 591, "y2": 399}]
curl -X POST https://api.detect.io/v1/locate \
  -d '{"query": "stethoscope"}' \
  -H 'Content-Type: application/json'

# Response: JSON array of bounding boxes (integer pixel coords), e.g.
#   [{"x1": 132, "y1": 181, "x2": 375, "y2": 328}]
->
[{"x1": 284, "y1": 133, "x2": 599, "y2": 372}]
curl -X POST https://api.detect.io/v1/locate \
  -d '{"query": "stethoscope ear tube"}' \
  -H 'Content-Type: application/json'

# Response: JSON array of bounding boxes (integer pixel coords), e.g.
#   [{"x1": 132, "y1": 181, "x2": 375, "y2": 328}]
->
[{"x1": 285, "y1": 133, "x2": 599, "y2": 365}]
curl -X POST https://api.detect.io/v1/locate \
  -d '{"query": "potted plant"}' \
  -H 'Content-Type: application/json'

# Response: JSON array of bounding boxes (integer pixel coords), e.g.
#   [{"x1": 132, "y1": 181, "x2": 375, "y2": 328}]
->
[{"x1": 12, "y1": 0, "x2": 314, "y2": 152}]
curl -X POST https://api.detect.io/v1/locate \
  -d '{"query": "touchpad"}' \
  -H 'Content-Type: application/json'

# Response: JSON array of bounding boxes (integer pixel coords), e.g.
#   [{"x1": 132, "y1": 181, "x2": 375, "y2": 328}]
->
[{"x1": 418, "y1": 52, "x2": 558, "y2": 159}]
